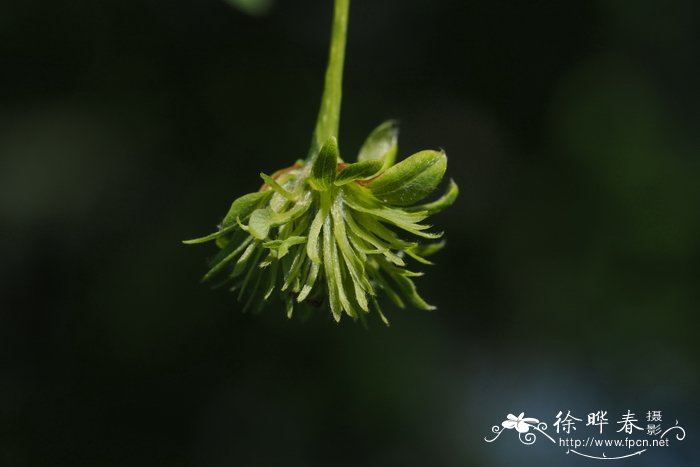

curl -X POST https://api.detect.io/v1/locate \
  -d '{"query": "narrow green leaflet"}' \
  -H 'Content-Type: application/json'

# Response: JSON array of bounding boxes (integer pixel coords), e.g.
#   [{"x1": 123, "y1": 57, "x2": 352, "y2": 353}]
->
[
  {"x1": 306, "y1": 209, "x2": 325, "y2": 264},
  {"x1": 221, "y1": 191, "x2": 273, "y2": 228},
  {"x1": 309, "y1": 136, "x2": 339, "y2": 191},
  {"x1": 331, "y1": 199, "x2": 373, "y2": 308},
  {"x1": 372, "y1": 266, "x2": 405, "y2": 309},
  {"x1": 263, "y1": 235, "x2": 306, "y2": 259},
  {"x1": 247, "y1": 196, "x2": 311, "y2": 240},
  {"x1": 297, "y1": 262, "x2": 320, "y2": 302},
  {"x1": 248, "y1": 208, "x2": 273, "y2": 240},
  {"x1": 411, "y1": 240, "x2": 445, "y2": 257},
  {"x1": 406, "y1": 179, "x2": 459, "y2": 215},
  {"x1": 368, "y1": 150, "x2": 447, "y2": 206},
  {"x1": 231, "y1": 241, "x2": 260, "y2": 279},
  {"x1": 306, "y1": 191, "x2": 331, "y2": 263},
  {"x1": 377, "y1": 257, "x2": 435, "y2": 311},
  {"x1": 183, "y1": 191, "x2": 271, "y2": 244},
  {"x1": 202, "y1": 236, "x2": 254, "y2": 281},
  {"x1": 260, "y1": 173, "x2": 296, "y2": 201},
  {"x1": 357, "y1": 120, "x2": 398, "y2": 167},
  {"x1": 237, "y1": 248, "x2": 264, "y2": 301},
  {"x1": 322, "y1": 215, "x2": 342, "y2": 321},
  {"x1": 281, "y1": 247, "x2": 307, "y2": 291}
]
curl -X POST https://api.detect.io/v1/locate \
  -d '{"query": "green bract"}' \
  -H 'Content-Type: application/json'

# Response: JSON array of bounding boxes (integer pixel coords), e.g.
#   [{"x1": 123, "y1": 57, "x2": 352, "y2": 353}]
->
[{"x1": 184, "y1": 0, "x2": 458, "y2": 324}]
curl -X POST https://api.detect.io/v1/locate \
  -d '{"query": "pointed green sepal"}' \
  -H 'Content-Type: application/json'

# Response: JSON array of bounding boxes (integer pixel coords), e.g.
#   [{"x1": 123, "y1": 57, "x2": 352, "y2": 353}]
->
[
  {"x1": 221, "y1": 191, "x2": 273, "y2": 228},
  {"x1": 248, "y1": 208, "x2": 273, "y2": 240},
  {"x1": 334, "y1": 160, "x2": 383, "y2": 186},
  {"x1": 411, "y1": 240, "x2": 446, "y2": 258},
  {"x1": 406, "y1": 179, "x2": 459, "y2": 215},
  {"x1": 182, "y1": 191, "x2": 272, "y2": 244},
  {"x1": 367, "y1": 150, "x2": 447, "y2": 206},
  {"x1": 357, "y1": 120, "x2": 398, "y2": 167},
  {"x1": 260, "y1": 173, "x2": 296, "y2": 201},
  {"x1": 309, "y1": 136, "x2": 339, "y2": 191},
  {"x1": 262, "y1": 236, "x2": 307, "y2": 259}
]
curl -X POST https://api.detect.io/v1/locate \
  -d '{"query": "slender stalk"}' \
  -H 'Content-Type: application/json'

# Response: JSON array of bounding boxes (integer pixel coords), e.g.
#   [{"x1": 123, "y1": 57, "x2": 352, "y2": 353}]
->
[{"x1": 307, "y1": 0, "x2": 350, "y2": 163}]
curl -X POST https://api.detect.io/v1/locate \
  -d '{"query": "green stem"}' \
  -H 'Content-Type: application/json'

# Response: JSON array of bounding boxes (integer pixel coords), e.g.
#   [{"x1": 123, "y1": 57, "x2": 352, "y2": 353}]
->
[{"x1": 307, "y1": 0, "x2": 349, "y2": 163}]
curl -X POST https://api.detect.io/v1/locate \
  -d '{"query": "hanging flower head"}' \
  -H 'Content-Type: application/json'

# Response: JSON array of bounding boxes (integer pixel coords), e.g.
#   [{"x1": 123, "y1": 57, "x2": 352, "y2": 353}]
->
[
  {"x1": 184, "y1": 121, "x2": 457, "y2": 324},
  {"x1": 184, "y1": 0, "x2": 458, "y2": 324}
]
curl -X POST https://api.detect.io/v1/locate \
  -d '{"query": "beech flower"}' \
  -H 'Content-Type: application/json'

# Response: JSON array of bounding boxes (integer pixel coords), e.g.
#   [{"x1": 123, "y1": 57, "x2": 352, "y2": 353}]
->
[{"x1": 184, "y1": 0, "x2": 458, "y2": 324}]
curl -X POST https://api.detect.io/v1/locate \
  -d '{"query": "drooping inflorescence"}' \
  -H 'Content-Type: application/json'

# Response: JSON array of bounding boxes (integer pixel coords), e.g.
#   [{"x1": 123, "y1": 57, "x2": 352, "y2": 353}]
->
[
  {"x1": 184, "y1": 0, "x2": 458, "y2": 324},
  {"x1": 184, "y1": 122, "x2": 457, "y2": 324}
]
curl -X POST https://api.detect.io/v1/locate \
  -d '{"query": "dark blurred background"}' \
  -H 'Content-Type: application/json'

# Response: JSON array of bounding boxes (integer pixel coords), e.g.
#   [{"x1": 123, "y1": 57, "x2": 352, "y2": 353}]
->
[{"x1": 1, "y1": 0, "x2": 699, "y2": 465}]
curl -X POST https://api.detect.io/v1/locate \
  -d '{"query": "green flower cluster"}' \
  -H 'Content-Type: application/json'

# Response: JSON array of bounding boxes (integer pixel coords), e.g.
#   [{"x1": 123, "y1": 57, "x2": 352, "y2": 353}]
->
[{"x1": 185, "y1": 121, "x2": 457, "y2": 324}]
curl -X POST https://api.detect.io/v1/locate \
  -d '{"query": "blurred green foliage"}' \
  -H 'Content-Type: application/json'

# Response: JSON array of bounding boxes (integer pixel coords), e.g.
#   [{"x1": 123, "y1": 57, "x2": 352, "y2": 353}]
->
[{"x1": 225, "y1": 0, "x2": 273, "y2": 16}]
